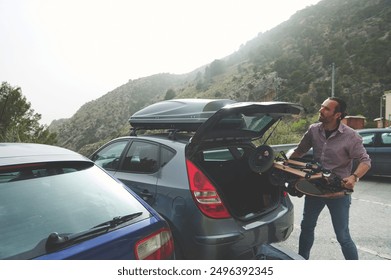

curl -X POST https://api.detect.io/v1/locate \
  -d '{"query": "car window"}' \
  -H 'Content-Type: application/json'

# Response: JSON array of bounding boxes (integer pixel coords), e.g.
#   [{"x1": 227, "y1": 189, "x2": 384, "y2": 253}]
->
[
  {"x1": 0, "y1": 162, "x2": 88, "y2": 183},
  {"x1": 203, "y1": 147, "x2": 244, "y2": 161},
  {"x1": 160, "y1": 146, "x2": 175, "y2": 167},
  {"x1": 120, "y1": 141, "x2": 159, "y2": 173},
  {"x1": 381, "y1": 132, "x2": 391, "y2": 145},
  {"x1": 360, "y1": 132, "x2": 376, "y2": 146},
  {"x1": 212, "y1": 114, "x2": 275, "y2": 133},
  {"x1": 0, "y1": 162, "x2": 150, "y2": 259},
  {"x1": 92, "y1": 140, "x2": 128, "y2": 170}
]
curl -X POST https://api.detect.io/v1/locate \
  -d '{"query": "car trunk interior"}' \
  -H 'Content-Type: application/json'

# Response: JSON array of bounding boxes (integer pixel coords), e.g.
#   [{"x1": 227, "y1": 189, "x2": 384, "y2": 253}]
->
[{"x1": 196, "y1": 146, "x2": 280, "y2": 220}]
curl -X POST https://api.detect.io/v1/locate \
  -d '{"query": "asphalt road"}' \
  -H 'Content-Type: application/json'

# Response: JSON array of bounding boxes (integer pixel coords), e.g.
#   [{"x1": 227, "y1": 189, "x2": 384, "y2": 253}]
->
[{"x1": 279, "y1": 176, "x2": 391, "y2": 260}]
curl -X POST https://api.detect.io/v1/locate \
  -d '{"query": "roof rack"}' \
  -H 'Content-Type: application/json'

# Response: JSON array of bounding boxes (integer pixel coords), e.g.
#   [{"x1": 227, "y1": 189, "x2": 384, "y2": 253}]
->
[
  {"x1": 168, "y1": 129, "x2": 180, "y2": 140},
  {"x1": 129, "y1": 127, "x2": 137, "y2": 136},
  {"x1": 130, "y1": 126, "x2": 192, "y2": 141}
]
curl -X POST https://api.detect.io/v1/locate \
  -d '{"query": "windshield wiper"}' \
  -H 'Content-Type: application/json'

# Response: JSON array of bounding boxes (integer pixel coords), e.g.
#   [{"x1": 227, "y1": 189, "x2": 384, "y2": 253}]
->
[
  {"x1": 92, "y1": 212, "x2": 143, "y2": 229},
  {"x1": 45, "y1": 212, "x2": 143, "y2": 251}
]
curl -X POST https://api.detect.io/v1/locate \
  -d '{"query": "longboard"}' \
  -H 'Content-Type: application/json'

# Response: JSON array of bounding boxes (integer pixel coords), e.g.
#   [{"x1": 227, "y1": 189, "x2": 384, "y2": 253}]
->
[
  {"x1": 294, "y1": 177, "x2": 353, "y2": 198},
  {"x1": 272, "y1": 157, "x2": 353, "y2": 198}
]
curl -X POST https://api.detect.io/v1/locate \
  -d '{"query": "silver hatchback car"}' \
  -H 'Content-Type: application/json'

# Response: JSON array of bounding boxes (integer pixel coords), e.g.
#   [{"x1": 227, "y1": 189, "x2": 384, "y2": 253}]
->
[{"x1": 91, "y1": 99, "x2": 303, "y2": 259}]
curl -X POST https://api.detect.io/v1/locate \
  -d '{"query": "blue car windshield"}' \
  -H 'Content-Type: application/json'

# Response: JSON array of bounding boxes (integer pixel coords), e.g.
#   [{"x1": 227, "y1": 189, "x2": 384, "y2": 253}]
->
[{"x1": 0, "y1": 162, "x2": 149, "y2": 259}]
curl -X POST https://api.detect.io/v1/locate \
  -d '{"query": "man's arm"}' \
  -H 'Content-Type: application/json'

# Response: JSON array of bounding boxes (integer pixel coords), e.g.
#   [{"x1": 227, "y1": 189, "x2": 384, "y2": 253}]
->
[
  {"x1": 352, "y1": 162, "x2": 371, "y2": 179},
  {"x1": 289, "y1": 126, "x2": 313, "y2": 160},
  {"x1": 343, "y1": 131, "x2": 372, "y2": 189},
  {"x1": 289, "y1": 150, "x2": 304, "y2": 159},
  {"x1": 343, "y1": 162, "x2": 371, "y2": 189}
]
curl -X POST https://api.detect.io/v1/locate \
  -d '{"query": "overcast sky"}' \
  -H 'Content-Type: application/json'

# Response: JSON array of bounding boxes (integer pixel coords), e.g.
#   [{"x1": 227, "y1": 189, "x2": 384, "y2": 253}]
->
[{"x1": 1, "y1": 0, "x2": 321, "y2": 125}]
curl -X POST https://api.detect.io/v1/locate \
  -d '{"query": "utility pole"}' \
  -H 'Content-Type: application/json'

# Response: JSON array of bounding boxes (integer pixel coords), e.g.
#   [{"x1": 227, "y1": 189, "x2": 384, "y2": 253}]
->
[{"x1": 331, "y1": 63, "x2": 335, "y2": 97}]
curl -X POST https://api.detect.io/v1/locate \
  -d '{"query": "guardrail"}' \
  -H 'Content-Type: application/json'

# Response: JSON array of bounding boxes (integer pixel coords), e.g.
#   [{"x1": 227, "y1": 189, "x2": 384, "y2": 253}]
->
[{"x1": 270, "y1": 143, "x2": 298, "y2": 152}]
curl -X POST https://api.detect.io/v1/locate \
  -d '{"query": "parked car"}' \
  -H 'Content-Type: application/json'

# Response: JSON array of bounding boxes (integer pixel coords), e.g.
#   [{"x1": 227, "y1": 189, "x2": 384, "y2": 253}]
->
[
  {"x1": 90, "y1": 99, "x2": 303, "y2": 259},
  {"x1": 0, "y1": 143, "x2": 174, "y2": 260},
  {"x1": 286, "y1": 128, "x2": 391, "y2": 177},
  {"x1": 356, "y1": 128, "x2": 391, "y2": 176}
]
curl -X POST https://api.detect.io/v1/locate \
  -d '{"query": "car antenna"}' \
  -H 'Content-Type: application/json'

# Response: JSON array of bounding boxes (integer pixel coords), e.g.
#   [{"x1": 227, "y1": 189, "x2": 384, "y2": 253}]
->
[{"x1": 262, "y1": 117, "x2": 282, "y2": 145}]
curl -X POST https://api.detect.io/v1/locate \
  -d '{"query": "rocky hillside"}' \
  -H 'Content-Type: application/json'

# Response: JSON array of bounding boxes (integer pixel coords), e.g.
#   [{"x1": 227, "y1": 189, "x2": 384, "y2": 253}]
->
[
  {"x1": 50, "y1": 0, "x2": 391, "y2": 154},
  {"x1": 49, "y1": 73, "x2": 194, "y2": 152}
]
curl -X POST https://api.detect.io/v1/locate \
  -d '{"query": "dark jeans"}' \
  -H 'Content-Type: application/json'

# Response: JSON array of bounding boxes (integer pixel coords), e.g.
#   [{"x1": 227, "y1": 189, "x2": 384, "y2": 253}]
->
[{"x1": 298, "y1": 195, "x2": 358, "y2": 260}]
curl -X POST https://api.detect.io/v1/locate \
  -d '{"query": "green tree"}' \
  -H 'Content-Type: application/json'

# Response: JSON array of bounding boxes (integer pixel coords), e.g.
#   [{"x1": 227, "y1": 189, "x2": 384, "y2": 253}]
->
[
  {"x1": 209, "y1": 59, "x2": 226, "y2": 77},
  {"x1": 0, "y1": 82, "x2": 57, "y2": 144},
  {"x1": 164, "y1": 88, "x2": 176, "y2": 100}
]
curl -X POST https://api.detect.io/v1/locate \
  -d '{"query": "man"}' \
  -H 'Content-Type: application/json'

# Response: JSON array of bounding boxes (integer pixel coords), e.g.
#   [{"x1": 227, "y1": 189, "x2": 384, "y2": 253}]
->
[{"x1": 290, "y1": 97, "x2": 371, "y2": 260}]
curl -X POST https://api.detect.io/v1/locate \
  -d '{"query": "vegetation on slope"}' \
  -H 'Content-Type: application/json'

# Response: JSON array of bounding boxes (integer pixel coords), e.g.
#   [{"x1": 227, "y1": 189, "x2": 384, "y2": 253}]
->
[{"x1": 49, "y1": 0, "x2": 391, "y2": 154}]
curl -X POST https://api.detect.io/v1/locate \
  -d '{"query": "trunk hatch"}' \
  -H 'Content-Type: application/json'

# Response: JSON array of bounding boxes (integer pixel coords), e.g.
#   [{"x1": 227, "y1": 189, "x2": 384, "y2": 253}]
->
[{"x1": 191, "y1": 144, "x2": 281, "y2": 220}]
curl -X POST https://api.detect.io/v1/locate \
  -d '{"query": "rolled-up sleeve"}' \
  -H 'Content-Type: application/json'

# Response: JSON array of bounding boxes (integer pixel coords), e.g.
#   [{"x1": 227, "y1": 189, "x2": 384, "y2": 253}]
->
[
  {"x1": 350, "y1": 133, "x2": 371, "y2": 168},
  {"x1": 294, "y1": 125, "x2": 314, "y2": 155}
]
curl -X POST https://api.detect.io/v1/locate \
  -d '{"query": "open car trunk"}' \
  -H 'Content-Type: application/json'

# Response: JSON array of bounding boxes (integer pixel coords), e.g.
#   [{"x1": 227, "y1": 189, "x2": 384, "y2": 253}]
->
[{"x1": 194, "y1": 144, "x2": 280, "y2": 220}]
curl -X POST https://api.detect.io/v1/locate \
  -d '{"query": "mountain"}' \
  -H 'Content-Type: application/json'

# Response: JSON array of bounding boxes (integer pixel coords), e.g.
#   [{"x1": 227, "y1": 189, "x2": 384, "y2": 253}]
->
[
  {"x1": 49, "y1": 73, "x2": 194, "y2": 153},
  {"x1": 50, "y1": 0, "x2": 391, "y2": 154}
]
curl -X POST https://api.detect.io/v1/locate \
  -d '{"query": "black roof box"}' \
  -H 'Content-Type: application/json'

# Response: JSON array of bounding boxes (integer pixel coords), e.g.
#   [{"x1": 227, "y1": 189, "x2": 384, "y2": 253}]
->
[{"x1": 129, "y1": 99, "x2": 236, "y2": 131}]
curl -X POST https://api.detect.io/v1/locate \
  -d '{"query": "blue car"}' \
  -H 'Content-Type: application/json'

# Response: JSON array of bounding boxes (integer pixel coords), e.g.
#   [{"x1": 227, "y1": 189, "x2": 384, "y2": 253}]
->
[{"x1": 0, "y1": 143, "x2": 174, "y2": 260}]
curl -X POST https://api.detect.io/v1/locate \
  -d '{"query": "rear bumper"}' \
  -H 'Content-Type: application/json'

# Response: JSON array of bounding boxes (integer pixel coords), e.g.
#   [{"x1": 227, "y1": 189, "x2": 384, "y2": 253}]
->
[
  {"x1": 185, "y1": 202, "x2": 294, "y2": 259},
  {"x1": 256, "y1": 243, "x2": 304, "y2": 260}
]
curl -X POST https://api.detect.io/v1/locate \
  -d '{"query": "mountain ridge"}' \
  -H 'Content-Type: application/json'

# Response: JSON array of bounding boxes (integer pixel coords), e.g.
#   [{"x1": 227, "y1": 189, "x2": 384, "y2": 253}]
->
[{"x1": 50, "y1": 0, "x2": 391, "y2": 154}]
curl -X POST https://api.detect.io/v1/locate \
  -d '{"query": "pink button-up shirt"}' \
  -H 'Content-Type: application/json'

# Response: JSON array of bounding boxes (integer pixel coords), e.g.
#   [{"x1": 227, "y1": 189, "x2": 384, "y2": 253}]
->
[{"x1": 294, "y1": 122, "x2": 371, "y2": 178}]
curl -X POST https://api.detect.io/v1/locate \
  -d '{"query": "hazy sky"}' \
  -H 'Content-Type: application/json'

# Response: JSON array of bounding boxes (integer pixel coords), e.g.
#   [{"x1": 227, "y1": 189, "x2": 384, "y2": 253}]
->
[{"x1": 1, "y1": 0, "x2": 321, "y2": 125}]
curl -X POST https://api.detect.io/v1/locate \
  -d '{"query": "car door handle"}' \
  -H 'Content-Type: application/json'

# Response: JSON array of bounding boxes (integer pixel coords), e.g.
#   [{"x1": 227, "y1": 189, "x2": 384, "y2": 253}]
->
[{"x1": 140, "y1": 190, "x2": 153, "y2": 198}]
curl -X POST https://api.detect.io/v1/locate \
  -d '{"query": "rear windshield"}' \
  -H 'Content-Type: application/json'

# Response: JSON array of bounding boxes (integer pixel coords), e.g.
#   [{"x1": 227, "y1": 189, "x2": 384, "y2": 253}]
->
[
  {"x1": 0, "y1": 162, "x2": 150, "y2": 259},
  {"x1": 214, "y1": 114, "x2": 274, "y2": 133},
  {"x1": 203, "y1": 147, "x2": 245, "y2": 161},
  {"x1": 195, "y1": 113, "x2": 277, "y2": 143}
]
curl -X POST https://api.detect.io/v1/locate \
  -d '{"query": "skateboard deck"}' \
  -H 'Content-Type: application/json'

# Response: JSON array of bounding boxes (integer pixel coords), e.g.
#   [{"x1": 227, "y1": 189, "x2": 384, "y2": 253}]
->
[
  {"x1": 295, "y1": 177, "x2": 353, "y2": 198},
  {"x1": 271, "y1": 155, "x2": 353, "y2": 198}
]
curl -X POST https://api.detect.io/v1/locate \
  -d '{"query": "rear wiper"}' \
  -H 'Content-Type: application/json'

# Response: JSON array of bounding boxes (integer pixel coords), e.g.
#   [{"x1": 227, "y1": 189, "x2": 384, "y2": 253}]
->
[
  {"x1": 92, "y1": 212, "x2": 143, "y2": 229},
  {"x1": 45, "y1": 212, "x2": 143, "y2": 251}
]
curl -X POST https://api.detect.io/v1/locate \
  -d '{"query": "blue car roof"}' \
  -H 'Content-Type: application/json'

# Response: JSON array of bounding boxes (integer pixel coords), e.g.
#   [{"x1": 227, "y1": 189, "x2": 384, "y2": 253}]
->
[{"x1": 0, "y1": 143, "x2": 89, "y2": 166}]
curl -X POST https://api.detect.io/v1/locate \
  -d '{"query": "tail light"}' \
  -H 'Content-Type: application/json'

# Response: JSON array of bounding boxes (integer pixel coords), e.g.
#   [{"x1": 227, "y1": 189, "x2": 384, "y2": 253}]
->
[
  {"x1": 135, "y1": 228, "x2": 174, "y2": 260},
  {"x1": 186, "y1": 159, "x2": 231, "y2": 219}
]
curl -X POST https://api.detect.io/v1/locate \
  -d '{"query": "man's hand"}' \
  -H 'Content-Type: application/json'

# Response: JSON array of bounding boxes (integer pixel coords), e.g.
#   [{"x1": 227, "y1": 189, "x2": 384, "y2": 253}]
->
[
  {"x1": 343, "y1": 162, "x2": 371, "y2": 189},
  {"x1": 343, "y1": 175, "x2": 356, "y2": 189}
]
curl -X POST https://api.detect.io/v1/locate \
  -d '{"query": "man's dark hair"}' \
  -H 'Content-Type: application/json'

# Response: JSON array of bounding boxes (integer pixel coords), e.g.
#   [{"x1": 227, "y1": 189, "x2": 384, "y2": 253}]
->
[{"x1": 329, "y1": 97, "x2": 347, "y2": 119}]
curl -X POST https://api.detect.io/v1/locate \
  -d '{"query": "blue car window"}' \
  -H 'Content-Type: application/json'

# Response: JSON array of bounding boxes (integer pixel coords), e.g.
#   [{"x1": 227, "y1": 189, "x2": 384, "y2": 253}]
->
[
  {"x1": 381, "y1": 132, "x2": 391, "y2": 145},
  {"x1": 360, "y1": 133, "x2": 376, "y2": 146},
  {"x1": 0, "y1": 163, "x2": 149, "y2": 259}
]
